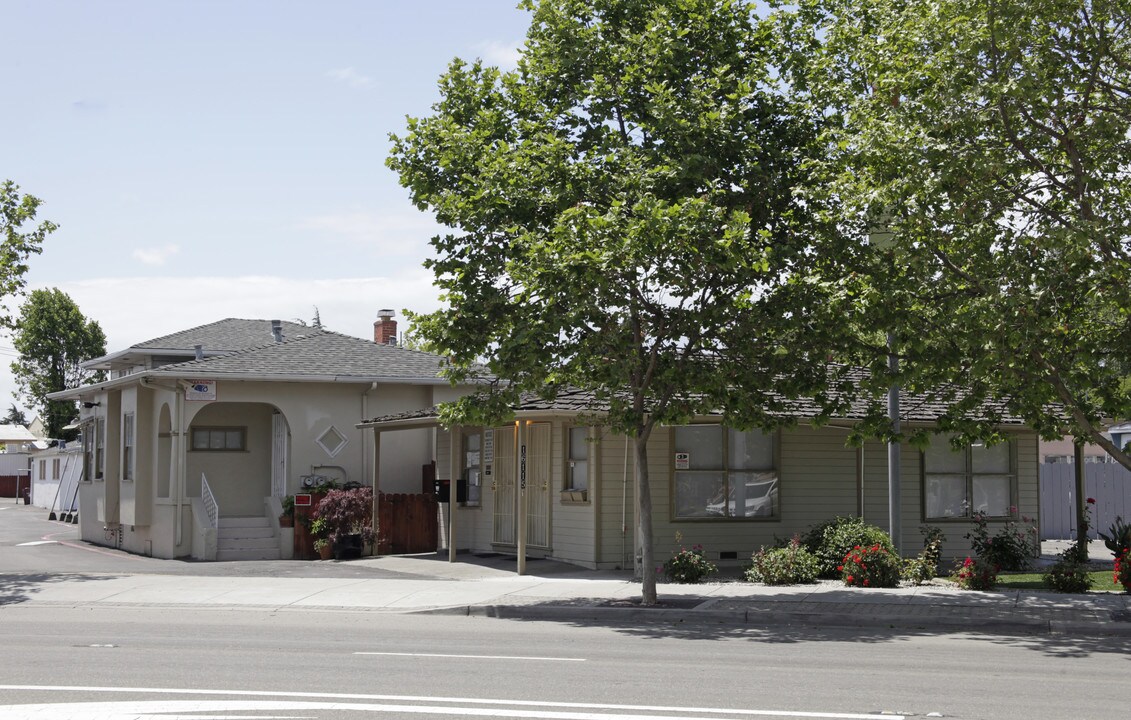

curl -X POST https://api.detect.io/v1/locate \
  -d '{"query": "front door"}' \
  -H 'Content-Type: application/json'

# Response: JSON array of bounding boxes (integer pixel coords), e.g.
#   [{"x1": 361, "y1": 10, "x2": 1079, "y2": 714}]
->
[
  {"x1": 525, "y1": 422, "x2": 551, "y2": 548},
  {"x1": 492, "y1": 426, "x2": 516, "y2": 545},
  {"x1": 491, "y1": 423, "x2": 551, "y2": 548}
]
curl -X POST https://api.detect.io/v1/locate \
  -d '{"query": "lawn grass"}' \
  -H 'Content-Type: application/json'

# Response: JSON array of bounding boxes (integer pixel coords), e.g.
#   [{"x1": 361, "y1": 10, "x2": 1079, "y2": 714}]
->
[{"x1": 995, "y1": 569, "x2": 1120, "y2": 593}]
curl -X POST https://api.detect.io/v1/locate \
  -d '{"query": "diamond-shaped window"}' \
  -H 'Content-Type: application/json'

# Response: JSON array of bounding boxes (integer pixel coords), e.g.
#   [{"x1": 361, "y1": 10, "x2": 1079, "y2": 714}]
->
[{"x1": 316, "y1": 426, "x2": 348, "y2": 457}]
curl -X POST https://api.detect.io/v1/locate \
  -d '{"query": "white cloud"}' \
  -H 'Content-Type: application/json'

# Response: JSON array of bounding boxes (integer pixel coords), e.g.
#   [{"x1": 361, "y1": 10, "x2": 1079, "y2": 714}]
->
[
  {"x1": 327, "y1": 66, "x2": 375, "y2": 89},
  {"x1": 0, "y1": 272, "x2": 446, "y2": 415},
  {"x1": 474, "y1": 40, "x2": 523, "y2": 71},
  {"x1": 298, "y1": 209, "x2": 444, "y2": 257},
  {"x1": 133, "y1": 244, "x2": 180, "y2": 266}
]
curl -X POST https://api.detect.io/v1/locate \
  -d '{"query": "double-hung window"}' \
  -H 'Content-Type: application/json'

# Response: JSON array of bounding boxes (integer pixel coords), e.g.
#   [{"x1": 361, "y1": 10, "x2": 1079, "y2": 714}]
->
[
  {"x1": 673, "y1": 426, "x2": 778, "y2": 519},
  {"x1": 923, "y1": 437, "x2": 1013, "y2": 519},
  {"x1": 565, "y1": 426, "x2": 589, "y2": 495},
  {"x1": 122, "y1": 413, "x2": 135, "y2": 481}
]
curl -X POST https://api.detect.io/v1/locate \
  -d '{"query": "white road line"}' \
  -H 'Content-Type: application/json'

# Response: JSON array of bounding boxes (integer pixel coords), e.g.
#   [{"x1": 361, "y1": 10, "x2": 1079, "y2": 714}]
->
[
  {"x1": 16, "y1": 541, "x2": 57, "y2": 546},
  {"x1": 354, "y1": 651, "x2": 585, "y2": 662},
  {"x1": 0, "y1": 685, "x2": 903, "y2": 720}
]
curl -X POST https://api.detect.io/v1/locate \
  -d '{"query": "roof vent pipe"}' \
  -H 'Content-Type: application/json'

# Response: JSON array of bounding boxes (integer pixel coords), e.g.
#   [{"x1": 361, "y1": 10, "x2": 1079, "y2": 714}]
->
[
  {"x1": 271, "y1": 319, "x2": 283, "y2": 343},
  {"x1": 194, "y1": 344, "x2": 203, "y2": 360}
]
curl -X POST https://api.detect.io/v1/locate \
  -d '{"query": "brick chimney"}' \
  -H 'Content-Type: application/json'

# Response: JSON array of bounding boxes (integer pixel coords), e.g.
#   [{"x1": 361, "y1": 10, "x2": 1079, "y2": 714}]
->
[{"x1": 374, "y1": 309, "x2": 397, "y2": 345}]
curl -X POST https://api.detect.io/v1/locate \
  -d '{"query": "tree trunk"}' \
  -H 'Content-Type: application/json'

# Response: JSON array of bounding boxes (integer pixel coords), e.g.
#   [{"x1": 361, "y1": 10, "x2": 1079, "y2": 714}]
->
[
  {"x1": 1075, "y1": 440, "x2": 1088, "y2": 562},
  {"x1": 634, "y1": 432, "x2": 656, "y2": 605}
]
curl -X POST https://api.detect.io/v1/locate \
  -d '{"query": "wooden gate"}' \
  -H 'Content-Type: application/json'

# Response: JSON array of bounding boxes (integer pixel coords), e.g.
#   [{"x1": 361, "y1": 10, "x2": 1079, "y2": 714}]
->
[{"x1": 377, "y1": 492, "x2": 438, "y2": 555}]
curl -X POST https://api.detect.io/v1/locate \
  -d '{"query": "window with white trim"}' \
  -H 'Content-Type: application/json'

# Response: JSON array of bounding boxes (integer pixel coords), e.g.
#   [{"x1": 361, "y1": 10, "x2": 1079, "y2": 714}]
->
[
  {"x1": 673, "y1": 426, "x2": 778, "y2": 519},
  {"x1": 565, "y1": 426, "x2": 589, "y2": 494},
  {"x1": 462, "y1": 429, "x2": 481, "y2": 507},
  {"x1": 123, "y1": 413, "x2": 135, "y2": 481},
  {"x1": 923, "y1": 437, "x2": 1014, "y2": 519},
  {"x1": 191, "y1": 427, "x2": 247, "y2": 451},
  {"x1": 95, "y1": 418, "x2": 105, "y2": 480}
]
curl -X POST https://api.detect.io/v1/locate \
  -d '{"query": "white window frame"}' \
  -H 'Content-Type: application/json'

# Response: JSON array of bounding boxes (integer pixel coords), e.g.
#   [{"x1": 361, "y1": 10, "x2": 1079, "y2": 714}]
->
[
  {"x1": 563, "y1": 426, "x2": 590, "y2": 500},
  {"x1": 922, "y1": 437, "x2": 1016, "y2": 520},
  {"x1": 191, "y1": 426, "x2": 247, "y2": 452},
  {"x1": 122, "y1": 413, "x2": 135, "y2": 481}
]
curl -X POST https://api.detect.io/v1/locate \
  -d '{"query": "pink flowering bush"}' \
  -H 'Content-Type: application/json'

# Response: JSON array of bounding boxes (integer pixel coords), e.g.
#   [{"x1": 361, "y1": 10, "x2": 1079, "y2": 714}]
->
[
  {"x1": 1114, "y1": 550, "x2": 1131, "y2": 593},
  {"x1": 838, "y1": 544, "x2": 901, "y2": 588},
  {"x1": 662, "y1": 543, "x2": 717, "y2": 584},
  {"x1": 951, "y1": 556, "x2": 998, "y2": 590}
]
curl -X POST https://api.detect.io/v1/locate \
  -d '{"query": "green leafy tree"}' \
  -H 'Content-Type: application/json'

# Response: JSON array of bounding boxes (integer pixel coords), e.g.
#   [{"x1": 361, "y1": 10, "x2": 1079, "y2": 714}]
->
[
  {"x1": 780, "y1": 0, "x2": 1131, "y2": 465},
  {"x1": 389, "y1": 0, "x2": 828, "y2": 603},
  {"x1": 0, "y1": 181, "x2": 55, "y2": 328},
  {"x1": 1, "y1": 404, "x2": 28, "y2": 426},
  {"x1": 11, "y1": 289, "x2": 107, "y2": 440}
]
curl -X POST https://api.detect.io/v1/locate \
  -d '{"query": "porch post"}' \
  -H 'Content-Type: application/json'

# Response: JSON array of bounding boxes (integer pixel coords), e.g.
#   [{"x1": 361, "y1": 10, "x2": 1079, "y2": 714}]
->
[
  {"x1": 371, "y1": 429, "x2": 381, "y2": 556},
  {"x1": 449, "y1": 426, "x2": 462, "y2": 563},
  {"x1": 517, "y1": 419, "x2": 527, "y2": 576}
]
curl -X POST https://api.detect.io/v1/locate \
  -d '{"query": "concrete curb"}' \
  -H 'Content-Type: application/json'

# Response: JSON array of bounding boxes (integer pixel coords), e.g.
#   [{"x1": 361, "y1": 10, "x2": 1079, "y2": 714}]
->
[{"x1": 418, "y1": 602, "x2": 1131, "y2": 637}]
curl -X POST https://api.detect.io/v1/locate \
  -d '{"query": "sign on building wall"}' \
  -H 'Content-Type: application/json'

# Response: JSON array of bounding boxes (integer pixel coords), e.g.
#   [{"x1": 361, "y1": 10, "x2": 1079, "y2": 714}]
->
[
  {"x1": 675, "y1": 452, "x2": 690, "y2": 470},
  {"x1": 185, "y1": 379, "x2": 217, "y2": 402}
]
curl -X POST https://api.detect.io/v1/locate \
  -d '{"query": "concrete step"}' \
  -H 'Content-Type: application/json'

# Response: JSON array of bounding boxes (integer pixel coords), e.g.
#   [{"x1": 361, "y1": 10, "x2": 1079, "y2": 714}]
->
[
  {"x1": 218, "y1": 536, "x2": 279, "y2": 552},
  {"x1": 218, "y1": 525, "x2": 275, "y2": 540},
  {"x1": 216, "y1": 547, "x2": 281, "y2": 561},
  {"x1": 218, "y1": 516, "x2": 270, "y2": 529}
]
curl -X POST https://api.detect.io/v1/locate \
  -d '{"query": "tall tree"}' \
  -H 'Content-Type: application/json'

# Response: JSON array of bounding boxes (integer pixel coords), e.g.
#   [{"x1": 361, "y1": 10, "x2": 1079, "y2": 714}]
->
[
  {"x1": 11, "y1": 289, "x2": 106, "y2": 440},
  {"x1": 390, "y1": 0, "x2": 827, "y2": 603},
  {"x1": 780, "y1": 0, "x2": 1131, "y2": 463},
  {"x1": 1, "y1": 404, "x2": 27, "y2": 426},
  {"x1": 0, "y1": 181, "x2": 55, "y2": 328}
]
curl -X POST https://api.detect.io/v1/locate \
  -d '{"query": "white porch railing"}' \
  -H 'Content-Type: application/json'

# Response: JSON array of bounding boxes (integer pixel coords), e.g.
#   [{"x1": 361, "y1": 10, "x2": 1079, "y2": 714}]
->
[{"x1": 201, "y1": 472, "x2": 218, "y2": 529}]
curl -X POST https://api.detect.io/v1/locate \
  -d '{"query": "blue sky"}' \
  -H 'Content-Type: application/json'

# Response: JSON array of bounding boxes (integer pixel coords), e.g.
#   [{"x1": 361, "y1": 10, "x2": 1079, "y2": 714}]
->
[{"x1": 1, "y1": 0, "x2": 533, "y2": 416}]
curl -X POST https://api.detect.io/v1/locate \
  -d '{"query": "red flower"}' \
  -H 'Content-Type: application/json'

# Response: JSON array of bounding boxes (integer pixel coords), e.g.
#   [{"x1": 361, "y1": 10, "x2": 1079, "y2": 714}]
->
[
  {"x1": 1086, "y1": 498, "x2": 1096, "y2": 504},
  {"x1": 846, "y1": 575, "x2": 854, "y2": 584}
]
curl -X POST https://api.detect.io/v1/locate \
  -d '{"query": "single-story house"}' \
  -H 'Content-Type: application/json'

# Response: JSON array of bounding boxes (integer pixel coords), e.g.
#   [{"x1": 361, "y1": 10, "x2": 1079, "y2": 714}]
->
[
  {"x1": 360, "y1": 386, "x2": 1039, "y2": 573},
  {"x1": 49, "y1": 313, "x2": 473, "y2": 560}
]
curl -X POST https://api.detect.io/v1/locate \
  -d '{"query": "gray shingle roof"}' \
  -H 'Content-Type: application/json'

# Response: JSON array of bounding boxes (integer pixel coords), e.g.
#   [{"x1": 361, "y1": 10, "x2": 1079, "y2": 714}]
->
[
  {"x1": 149, "y1": 329, "x2": 450, "y2": 382},
  {"x1": 360, "y1": 380, "x2": 1028, "y2": 426},
  {"x1": 134, "y1": 318, "x2": 317, "y2": 352}
]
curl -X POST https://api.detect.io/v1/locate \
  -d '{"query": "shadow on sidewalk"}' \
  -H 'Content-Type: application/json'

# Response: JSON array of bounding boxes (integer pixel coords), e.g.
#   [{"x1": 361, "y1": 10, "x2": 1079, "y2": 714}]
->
[{"x1": 0, "y1": 572, "x2": 122, "y2": 606}]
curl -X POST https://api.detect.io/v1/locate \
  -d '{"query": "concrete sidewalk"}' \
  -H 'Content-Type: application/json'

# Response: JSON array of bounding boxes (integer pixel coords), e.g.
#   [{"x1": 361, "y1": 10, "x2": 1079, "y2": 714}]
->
[
  {"x1": 3, "y1": 504, "x2": 1129, "y2": 636},
  {"x1": 3, "y1": 550, "x2": 1129, "y2": 637}
]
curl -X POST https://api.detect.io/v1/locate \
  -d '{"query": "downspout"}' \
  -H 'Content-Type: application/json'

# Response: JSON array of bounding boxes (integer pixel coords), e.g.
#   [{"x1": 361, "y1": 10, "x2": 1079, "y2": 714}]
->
[
  {"x1": 174, "y1": 381, "x2": 187, "y2": 548},
  {"x1": 361, "y1": 383, "x2": 378, "y2": 482}
]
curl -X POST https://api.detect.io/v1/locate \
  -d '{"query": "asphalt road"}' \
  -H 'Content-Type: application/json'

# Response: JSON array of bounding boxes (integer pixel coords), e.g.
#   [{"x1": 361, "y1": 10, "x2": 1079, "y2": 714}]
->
[
  {"x1": 2, "y1": 501, "x2": 1128, "y2": 720},
  {"x1": 0, "y1": 603, "x2": 1126, "y2": 720}
]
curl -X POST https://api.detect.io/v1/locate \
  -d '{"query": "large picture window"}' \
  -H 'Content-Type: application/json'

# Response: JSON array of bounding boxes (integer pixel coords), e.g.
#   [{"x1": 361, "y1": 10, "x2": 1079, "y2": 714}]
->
[
  {"x1": 923, "y1": 437, "x2": 1013, "y2": 519},
  {"x1": 673, "y1": 426, "x2": 778, "y2": 519}
]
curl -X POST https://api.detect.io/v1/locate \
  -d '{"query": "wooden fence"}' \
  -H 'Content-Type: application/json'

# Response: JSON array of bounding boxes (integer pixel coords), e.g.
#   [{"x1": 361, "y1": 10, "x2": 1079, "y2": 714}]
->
[
  {"x1": 377, "y1": 493, "x2": 438, "y2": 555},
  {"x1": 1039, "y1": 462, "x2": 1131, "y2": 539}
]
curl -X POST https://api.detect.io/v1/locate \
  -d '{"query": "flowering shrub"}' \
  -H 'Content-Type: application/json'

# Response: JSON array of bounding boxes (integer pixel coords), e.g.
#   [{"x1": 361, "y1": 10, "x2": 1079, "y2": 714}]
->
[
  {"x1": 1115, "y1": 550, "x2": 1131, "y2": 593},
  {"x1": 902, "y1": 525, "x2": 946, "y2": 585},
  {"x1": 951, "y1": 556, "x2": 998, "y2": 590},
  {"x1": 1043, "y1": 557, "x2": 1093, "y2": 593},
  {"x1": 965, "y1": 510, "x2": 1037, "y2": 571},
  {"x1": 806, "y1": 516, "x2": 896, "y2": 578},
  {"x1": 746, "y1": 537, "x2": 820, "y2": 585},
  {"x1": 662, "y1": 543, "x2": 717, "y2": 584},
  {"x1": 839, "y1": 544, "x2": 901, "y2": 588}
]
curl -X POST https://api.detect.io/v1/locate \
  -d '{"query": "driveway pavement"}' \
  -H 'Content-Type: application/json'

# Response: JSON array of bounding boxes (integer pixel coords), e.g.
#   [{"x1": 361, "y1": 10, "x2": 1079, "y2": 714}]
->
[{"x1": 2, "y1": 502, "x2": 1128, "y2": 637}]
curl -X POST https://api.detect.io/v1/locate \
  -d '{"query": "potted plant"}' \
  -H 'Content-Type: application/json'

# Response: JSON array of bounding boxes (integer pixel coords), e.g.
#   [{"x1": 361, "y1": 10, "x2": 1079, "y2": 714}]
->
[
  {"x1": 279, "y1": 495, "x2": 295, "y2": 528},
  {"x1": 314, "y1": 486, "x2": 377, "y2": 560},
  {"x1": 310, "y1": 517, "x2": 333, "y2": 560}
]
